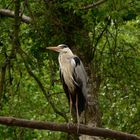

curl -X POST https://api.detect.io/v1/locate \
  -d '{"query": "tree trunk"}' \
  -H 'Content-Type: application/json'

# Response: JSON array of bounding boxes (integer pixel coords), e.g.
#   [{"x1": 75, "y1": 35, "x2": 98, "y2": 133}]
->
[
  {"x1": 71, "y1": 45, "x2": 102, "y2": 140},
  {"x1": 42, "y1": 1, "x2": 102, "y2": 139},
  {"x1": 79, "y1": 63, "x2": 102, "y2": 140}
]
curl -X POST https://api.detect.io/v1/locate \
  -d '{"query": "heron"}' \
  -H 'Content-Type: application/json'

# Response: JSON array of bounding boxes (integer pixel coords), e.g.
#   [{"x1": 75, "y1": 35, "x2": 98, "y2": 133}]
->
[{"x1": 47, "y1": 44, "x2": 87, "y2": 124}]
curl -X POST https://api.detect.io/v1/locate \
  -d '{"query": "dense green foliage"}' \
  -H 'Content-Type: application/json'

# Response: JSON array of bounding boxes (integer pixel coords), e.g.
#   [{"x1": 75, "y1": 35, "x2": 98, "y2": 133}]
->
[{"x1": 0, "y1": 0, "x2": 140, "y2": 139}]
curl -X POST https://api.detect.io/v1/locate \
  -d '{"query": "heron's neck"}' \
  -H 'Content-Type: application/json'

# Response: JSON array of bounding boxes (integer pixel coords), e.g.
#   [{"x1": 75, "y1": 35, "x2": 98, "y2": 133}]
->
[{"x1": 58, "y1": 51, "x2": 74, "y2": 67}]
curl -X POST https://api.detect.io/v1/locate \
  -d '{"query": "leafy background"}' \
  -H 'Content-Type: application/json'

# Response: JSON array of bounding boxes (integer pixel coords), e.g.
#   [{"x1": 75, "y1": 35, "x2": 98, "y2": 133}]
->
[{"x1": 0, "y1": 0, "x2": 140, "y2": 139}]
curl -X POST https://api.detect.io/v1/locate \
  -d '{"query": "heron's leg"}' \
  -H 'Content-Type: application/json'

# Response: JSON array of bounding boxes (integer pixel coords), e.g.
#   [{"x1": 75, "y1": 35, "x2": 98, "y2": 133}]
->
[
  {"x1": 69, "y1": 93, "x2": 72, "y2": 116},
  {"x1": 76, "y1": 94, "x2": 80, "y2": 133}
]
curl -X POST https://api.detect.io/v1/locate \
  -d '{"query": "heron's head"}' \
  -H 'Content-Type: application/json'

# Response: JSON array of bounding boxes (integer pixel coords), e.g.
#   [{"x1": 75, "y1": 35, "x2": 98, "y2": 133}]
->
[{"x1": 46, "y1": 44, "x2": 71, "y2": 53}]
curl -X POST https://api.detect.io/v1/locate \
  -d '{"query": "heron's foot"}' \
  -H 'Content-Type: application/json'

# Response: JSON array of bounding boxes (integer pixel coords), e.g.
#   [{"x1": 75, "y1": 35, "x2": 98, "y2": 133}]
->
[
  {"x1": 77, "y1": 123, "x2": 80, "y2": 134},
  {"x1": 67, "y1": 123, "x2": 71, "y2": 129}
]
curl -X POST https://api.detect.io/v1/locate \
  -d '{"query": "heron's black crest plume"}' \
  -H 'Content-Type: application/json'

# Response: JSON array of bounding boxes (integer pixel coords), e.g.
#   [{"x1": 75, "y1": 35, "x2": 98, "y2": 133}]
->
[{"x1": 58, "y1": 44, "x2": 68, "y2": 49}]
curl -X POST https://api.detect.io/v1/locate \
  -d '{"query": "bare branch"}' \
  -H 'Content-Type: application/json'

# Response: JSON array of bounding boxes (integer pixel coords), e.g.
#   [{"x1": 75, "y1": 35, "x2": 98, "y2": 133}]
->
[
  {"x1": 81, "y1": 0, "x2": 107, "y2": 10},
  {"x1": 17, "y1": 47, "x2": 68, "y2": 122},
  {"x1": 0, "y1": 116, "x2": 139, "y2": 140},
  {"x1": 0, "y1": 0, "x2": 22, "y2": 106},
  {"x1": 91, "y1": 19, "x2": 110, "y2": 60},
  {"x1": 0, "y1": 9, "x2": 31, "y2": 23},
  {"x1": 0, "y1": 59, "x2": 7, "y2": 106}
]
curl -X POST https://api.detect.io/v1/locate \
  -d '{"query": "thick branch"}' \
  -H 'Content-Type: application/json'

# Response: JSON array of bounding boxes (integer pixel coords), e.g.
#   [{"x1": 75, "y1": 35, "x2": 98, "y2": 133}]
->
[
  {"x1": 81, "y1": 0, "x2": 107, "y2": 10},
  {"x1": 0, "y1": 9, "x2": 31, "y2": 23},
  {"x1": 0, "y1": 116, "x2": 139, "y2": 140}
]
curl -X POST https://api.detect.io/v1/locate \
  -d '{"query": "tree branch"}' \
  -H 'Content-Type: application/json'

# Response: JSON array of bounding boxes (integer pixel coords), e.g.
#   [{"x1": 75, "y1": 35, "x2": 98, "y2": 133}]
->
[
  {"x1": 0, "y1": 6, "x2": 68, "y2": 122},
  {"x1": 81, "y1": 0, "x2": 107, "y2": 10},
  {"x1": 91, "y1": 19, "x2": 110, "y2": 61},
  {"x1": 0, "y1": 9, "x2": 31, "y2": 23},
  {"x1": 0, "y1": 116, "x2": 139, "y2": 140},
  {"x1": 0, "y1": 0, "x2": 22, "y2": 106},
  {"x1": 0, "y1": 59, "x2": 7, "y2": 106},
  {"x1": 17, "y1": 47, "x2": 68, "y2": 122}
]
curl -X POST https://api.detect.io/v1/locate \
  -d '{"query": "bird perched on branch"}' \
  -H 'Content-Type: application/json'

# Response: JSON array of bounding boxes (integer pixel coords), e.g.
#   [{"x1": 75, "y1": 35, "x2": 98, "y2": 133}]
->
[{"x1": 47, "y1": 44, "x2": 87, "y2": 123}]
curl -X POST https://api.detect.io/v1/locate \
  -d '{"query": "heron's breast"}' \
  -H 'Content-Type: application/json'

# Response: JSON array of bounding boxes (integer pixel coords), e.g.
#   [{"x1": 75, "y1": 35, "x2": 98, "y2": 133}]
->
[{"x1": 60, "y1": 64, "x2": 75, "y2": 93}]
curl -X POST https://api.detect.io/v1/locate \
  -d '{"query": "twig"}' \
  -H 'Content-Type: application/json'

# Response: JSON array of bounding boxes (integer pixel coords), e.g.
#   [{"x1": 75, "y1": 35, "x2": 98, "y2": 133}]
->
[
  {"x1": 91, "y1": 20, "x2": 110, "y2": 60},
  {"x1": 81, "y1": 0, "x2": 107, "y2": 10}
]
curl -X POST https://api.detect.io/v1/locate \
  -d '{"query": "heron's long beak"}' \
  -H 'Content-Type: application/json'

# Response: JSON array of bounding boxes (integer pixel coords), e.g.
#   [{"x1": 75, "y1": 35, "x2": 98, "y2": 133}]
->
[{"x1": 46, "y1": 46, "x2": 61, "y2": 52}]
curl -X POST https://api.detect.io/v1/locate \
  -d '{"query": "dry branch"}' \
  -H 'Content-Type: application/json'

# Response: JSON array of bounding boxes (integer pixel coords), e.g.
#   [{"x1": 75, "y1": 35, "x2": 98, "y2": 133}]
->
[
  {"x1": 0, "y1": 116, "x2": 139, "y2": 140},
  {"x1": 81, "y1": 0, "x2": 107, "y2": 10},
  {"x1": 0, "y1": 9, "x2": 31, "y2": 23}
]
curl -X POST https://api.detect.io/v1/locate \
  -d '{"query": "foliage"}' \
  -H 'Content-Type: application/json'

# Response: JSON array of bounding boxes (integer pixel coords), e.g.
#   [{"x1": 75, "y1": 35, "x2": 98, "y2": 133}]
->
[
  {"x1": 0, "y1": 0, "x2": 140, "y2": 139},
  {"x1": 99, "y1": 17, "x2": 140, "y2": 135}
]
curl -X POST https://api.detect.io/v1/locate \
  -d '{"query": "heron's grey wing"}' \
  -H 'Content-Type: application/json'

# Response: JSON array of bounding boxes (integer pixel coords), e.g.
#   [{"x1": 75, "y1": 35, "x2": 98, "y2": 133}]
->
[{"x1": 71, "y1": 56, "x2": 87, "y2": 98}]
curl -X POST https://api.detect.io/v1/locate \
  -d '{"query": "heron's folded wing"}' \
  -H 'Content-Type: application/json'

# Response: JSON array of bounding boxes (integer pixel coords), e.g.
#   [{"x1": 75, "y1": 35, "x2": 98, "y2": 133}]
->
[{"x1": 71, "y1": 56, "x2": 87, "y2": 96}]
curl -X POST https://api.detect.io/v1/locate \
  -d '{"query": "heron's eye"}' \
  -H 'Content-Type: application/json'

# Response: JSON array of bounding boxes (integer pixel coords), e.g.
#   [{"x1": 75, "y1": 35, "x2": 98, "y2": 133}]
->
[{"x1": 62, "y1": 45, "x2": 68, "y2": 48}]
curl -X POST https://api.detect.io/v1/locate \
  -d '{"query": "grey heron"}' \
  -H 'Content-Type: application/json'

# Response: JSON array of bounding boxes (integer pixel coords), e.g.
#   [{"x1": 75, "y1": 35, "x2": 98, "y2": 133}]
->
[{"x1": 47, "y1": 44, "x2": 87, "y2": 123}]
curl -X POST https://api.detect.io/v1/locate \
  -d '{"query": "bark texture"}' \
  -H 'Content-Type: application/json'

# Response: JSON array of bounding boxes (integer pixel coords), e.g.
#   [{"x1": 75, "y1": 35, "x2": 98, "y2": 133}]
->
[
  {"x1": 0, "y1": 116, "x2": 140, "y2": 140},
  {"x1": 79, "y1": 63, "x2": 102, "y2": 140}
]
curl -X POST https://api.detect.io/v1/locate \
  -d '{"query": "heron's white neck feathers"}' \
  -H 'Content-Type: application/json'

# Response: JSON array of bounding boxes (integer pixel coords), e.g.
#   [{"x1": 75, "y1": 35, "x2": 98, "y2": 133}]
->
[{"x1": 58, "y1": 50, "x2": 76, "y2": 93}]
